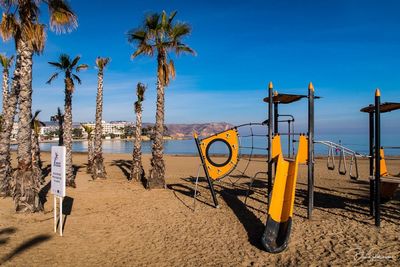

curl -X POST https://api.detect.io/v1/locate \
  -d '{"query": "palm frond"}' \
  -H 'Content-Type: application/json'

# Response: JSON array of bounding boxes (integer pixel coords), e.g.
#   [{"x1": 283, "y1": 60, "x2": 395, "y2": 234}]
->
[
  {"x1": 131, "y1": 43, "x2": 154, "y2": 59},
  {"x1": 0, "y1": 13, "x2": 19, "y2": 41},
  {"x1": 168, "y1": 11, "x2": 177, "y2": 24},
  {"x1": 95, "y1": 57, "x2": 111, "y2": 71},
  {"x1": 76, "y1": 63, "x2": 88, "y2": 72},
  {"x1": 46, "y1": 72, "x2": 59, "y2": 84},
  {"x1": 0, "y1": 53, "x2": 14, "y2": 69},
  {"x1": 72, "y1": 73, "x2": 81, "y2": 84},
  {"x1": 59, "y1": 53, "x2": 71, "y2": 69},
  {"x1": 136, "y1": 82, "x2": 146, "y2": 102},
  {"x1": 145, "y1": 13, "x2": 160, "y2": 31},
  {"x1": 47, "y1": 0, "x2": 78, "y2": 34},
  {"x1": 70, "y1": 55, "x2": 81, "y2": 68},
  {"x1": 168, "y1": 59, "x2": 175, "y2": 79},
  {"x1": 22, "y1": 22, "x2": 46, "y2": 53},
  {"x1": 175, "y1": 43, "x2": 196, "y2": 56},
  {"x1": 170, "y1": 22, "x2": 191, "y2": 41}
]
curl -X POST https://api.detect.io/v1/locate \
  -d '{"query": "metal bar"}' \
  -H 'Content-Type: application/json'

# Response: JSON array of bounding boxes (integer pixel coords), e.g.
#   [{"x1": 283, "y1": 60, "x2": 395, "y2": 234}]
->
[
  {"x1": 194, "y1": 135, "x2": 219, "y2": 208},
  {"x1": 54, "y1": 196, "x2": 57, "y2": 233},
  {"x1": 267, "y1": 82, "x2": 273, "y2": 205},
  {"x1": 314, "y1": 140, "x2": 369, "y2": 158},
  {"x1": 369, "y1": 112, "x2": 374, "y2": 216},
  {"x1": 307, "y1": 82, "x2": 315, "y2": 219},
  {"x1": 374, "y1": 89, "x2": 381, "y2": 227},
  {"x1": 381, "y1": 146, "x2": 400, "y2": 149},
  {"x1": 287, "y1": 121, "x2": 291, "y2": 156},
  {"x1": 239, "y1": 146, "x2": 268, "y2": 150},
  {"x1": 59, "y1": 197, "x2": 63, "y2": 236},
  {"x1": 274, "y1": 103, "x2": 279, "y2": 134}
]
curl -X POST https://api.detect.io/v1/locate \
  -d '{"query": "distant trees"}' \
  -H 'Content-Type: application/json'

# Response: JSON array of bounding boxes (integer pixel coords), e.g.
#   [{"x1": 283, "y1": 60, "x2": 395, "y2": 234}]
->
[
  {"x1": 82, "y1": 125, "x2": 94, "y2": 173},
  {"x1": 50, "y1": 107, "x2": 64, "y2": 146},
  {"x1": 128, "y1": 10, "x2": 195, "y2": 188},
  {"x1": 47, "y1": 54, "x2": 88, "y2": 188}
]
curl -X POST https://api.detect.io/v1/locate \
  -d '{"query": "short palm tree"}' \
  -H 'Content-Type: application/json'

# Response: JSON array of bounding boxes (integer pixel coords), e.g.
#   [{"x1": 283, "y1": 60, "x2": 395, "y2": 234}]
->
[
  {"x1": 0, "y1": 54, "x2": 14, "y2": 113},
  {"x1": 0, "y1": 0, "x2": 77, "y2": 209},
  {"x1": 130, "y1": 83, "x2": 146, "y2": 182},
  {"x1": 127, "y1": 11, "x2": 195, "y2": 189},
  {"x1": 82, "y1": 124, "x2": 94, "y2": 173},
  {"x1": 92, "y1": 57, "x2": 110, "y2": 179},
  {"x1": 47, "y1": 54, "x2": 88, "y2": 187},
  {"x1": 50, "y1": 107, "x2": 64, "y2": 146},
  {"x1": 31, "y1": 110, "x2": 45, "y2": 184}
]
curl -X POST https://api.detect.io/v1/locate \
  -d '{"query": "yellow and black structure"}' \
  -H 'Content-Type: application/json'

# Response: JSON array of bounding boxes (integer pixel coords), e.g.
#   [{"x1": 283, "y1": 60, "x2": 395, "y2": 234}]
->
[
  {"x1": 360, "y1": 90, "x2": 400, "y2": 227},
  {"x1": 193, "y1": 128, "x2": 240, "y2": 207},
  {"x1": 261, "y1": 82, "x2": 317, "y2": 253},
  {"x1": 261, "y1": 134, "x2": 308, "y2": 253}
]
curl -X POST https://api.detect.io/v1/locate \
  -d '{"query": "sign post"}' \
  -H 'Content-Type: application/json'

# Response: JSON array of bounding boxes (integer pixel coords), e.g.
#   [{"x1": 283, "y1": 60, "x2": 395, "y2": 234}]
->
[{"x1": 51, "y1": 146, "x2": 66, "y2": 236}]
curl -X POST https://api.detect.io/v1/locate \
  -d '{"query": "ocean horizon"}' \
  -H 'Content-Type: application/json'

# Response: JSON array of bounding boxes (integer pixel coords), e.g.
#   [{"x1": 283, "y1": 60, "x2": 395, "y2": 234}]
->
[{"x1": 12, "y1": 133, "x2": 399, "y2": 156}]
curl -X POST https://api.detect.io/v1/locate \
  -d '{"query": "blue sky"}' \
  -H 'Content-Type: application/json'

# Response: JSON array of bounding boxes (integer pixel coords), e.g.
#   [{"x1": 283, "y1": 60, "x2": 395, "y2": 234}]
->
[{"x1": 1, "y1": 0, "x2": 399, "y2": 134}]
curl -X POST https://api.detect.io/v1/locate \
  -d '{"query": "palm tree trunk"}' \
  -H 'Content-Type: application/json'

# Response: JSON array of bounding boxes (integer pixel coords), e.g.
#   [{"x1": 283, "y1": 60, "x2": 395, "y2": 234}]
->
[
  {"x1": 11, "y1": 42, "x2": 42, "y2": 212},
  {"x1": 92, "y1": 70, "x2": 106, "y2": 179},
  {"x1": 58, "y1": 118, "x2": 64, "y2": 146},
  {"x1": 130, "y1": 104, "x2": 143, "y2": 181},
  {"x1": 64, "y1": 78, "x2": 75, "y2": 187},
  {"x1": 87, "y1": 135, "x2": 94, "y2": 173},
  {"x1": 148, "y1": 77, "x2": 166, "y2": 189},
  {"x1": 31, "y1": 131, "x2": 43, "y2": 184},
  {"x1": 2, "y1": 69, "x2": 9, "y2": 113},
  {"x1": 0, "y1": 44, "x2": 22, "y2": 197}
]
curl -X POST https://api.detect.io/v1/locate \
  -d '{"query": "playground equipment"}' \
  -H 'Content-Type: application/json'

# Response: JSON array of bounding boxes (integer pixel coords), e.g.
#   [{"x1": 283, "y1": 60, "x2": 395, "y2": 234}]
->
[
  {"x1": 193, "y1": 83, "x2": 399, "y2": 254},
  {"x1": 360, "y1": 89, "x2": 400, "y2": 227},
  {"x1": 261, "y1": 134, "x2": 308, "y2": 253}
]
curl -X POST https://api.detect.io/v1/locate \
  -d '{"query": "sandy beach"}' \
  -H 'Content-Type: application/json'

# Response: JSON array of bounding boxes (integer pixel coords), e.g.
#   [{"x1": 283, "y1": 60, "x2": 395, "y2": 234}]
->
[{"x1": 0, "y1": 152, "x2": 399, "y2": 266}]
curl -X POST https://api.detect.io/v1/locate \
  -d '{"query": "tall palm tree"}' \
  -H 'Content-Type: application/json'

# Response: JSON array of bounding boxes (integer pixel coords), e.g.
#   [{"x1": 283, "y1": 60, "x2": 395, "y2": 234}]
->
[
  {"x1": 0, "y1": 0, "x2": 77, "y2": 209},
  {"x1": 92, "y1": 57, "x2": 110, "y2": 179},
  {"x1": 130, "y1": 83, "x2": 146, "y2": 182},
  {"x1": 47, "y1": 54, "x2": 88, "y2": 187},
  {"x1": 31, "y1": 110, "x2": 45, "y2": 184},
  {"x1": 50, "y1": 107, "x2": 64, "y2": 146},
  {"x1": 127, "y1": 11, "x2": 195, "y2": 188},
  {"x1": 0, "y1": 54, "x2": 14, "y2": 113},
  {"x1": 82, "y1": 124, "x2": 94, "y2": 173}
]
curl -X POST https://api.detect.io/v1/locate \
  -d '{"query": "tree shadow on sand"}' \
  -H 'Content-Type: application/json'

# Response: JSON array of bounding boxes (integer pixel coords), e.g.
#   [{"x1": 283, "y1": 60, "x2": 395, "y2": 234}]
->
[
  {"x1": 0, "y1": 234, "x2": 52, "y2": 264},
  {"x1": 111, "y1": 160, "x2": 147, "y2": 187},
  {"x1": 0, "y1": 227, "x2": 17, "y2": 246}
]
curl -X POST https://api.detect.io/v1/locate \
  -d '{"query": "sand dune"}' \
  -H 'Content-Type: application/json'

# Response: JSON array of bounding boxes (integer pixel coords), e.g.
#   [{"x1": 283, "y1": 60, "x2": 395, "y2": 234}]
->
[{"x1": 0, "y1": 152, "x2": 399, "y2": 266}]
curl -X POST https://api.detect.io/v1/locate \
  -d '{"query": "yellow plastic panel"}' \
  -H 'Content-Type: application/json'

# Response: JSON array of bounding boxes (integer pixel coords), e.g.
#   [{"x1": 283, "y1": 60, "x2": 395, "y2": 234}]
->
[
  {"x1": 380, "y1": 148, "x2": 388, "y2": 177},
  {"x1": 198, "y1": 129, "x2": 239, "y2": 180}
]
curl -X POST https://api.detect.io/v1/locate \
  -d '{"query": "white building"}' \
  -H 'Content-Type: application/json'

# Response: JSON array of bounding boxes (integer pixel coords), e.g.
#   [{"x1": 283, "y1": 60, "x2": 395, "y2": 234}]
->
[{"x1": 81, "y1": 121, "x2": 131, "y2": 136}]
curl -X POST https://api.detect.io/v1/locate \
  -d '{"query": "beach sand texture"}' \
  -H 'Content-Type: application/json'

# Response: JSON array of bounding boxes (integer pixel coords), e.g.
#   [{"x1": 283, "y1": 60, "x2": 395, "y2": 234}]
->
[{"x1": 0, "y1": 152, "x2": 399, "y2": 266}]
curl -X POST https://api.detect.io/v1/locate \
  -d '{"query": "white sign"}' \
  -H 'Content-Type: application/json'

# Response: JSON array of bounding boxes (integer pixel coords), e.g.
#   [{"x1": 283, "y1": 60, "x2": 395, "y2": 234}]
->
[{"x1": 51, "y1": 146, "x2": 66, "y2": 197}]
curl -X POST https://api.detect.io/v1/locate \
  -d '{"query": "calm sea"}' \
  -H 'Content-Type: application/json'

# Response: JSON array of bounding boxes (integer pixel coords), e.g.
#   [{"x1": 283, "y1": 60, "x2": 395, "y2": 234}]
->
[{"x1": 27, "y1": 133, "x2": 399, "y2": 156}]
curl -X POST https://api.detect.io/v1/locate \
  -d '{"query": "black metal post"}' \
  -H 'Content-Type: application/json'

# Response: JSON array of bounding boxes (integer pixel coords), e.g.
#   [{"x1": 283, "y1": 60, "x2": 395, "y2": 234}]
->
[
  {"x1": 307, "y1": 82, "x2": 315, "y2": 219},
  {"x1": 274, "y1": 102, "x2": 279, "y2": 134},
  {"x1": 288, "y1": 121, "x2": 291, "y2": 156},
  {"x1": 368, "y1": 111, "x2": 374, "y2": 216},
  {"x1": 267, "y1": 82, "x2": 273, "y2": 204},
  {"x1": 374, "y1": 89, "x2": 381, "y2": 227},
  {"x1": 194, "y1": 135, "x2": 219, "y2": 208}
]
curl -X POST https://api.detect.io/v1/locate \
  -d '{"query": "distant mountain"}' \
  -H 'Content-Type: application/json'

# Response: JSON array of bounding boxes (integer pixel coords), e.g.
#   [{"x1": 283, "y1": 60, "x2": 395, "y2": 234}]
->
[{"x1": 165, "y1": 122, "x2": 234, "y2": 138}]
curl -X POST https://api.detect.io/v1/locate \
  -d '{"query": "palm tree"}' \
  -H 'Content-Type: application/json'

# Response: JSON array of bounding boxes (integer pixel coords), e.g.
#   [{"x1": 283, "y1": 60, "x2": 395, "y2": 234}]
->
[
  {"x1": 50, "y1": 107, "x2": 64, "y2": 146},
  {"x1": 92, "y1": 57, "x2": 110, "y2": 179},
  {"x1": 82, "y1": 124, "x2": 94, "y2": 173},
  {"x1": 0, "y1": 54, "x2": 14, "y2": 113},
  {"x1": 31, "y1": 110, "x2": 45, "y2": 184},
  {"x1": 47, "y1": 54, "x2": 88, "y2": 187},
  {"x1": 0, "y1": 0, "x2": 77, "y2": 209},
  {"x1": 127, "y1": 11, "x2": 195, "y2": 188},
  {"x1": 130, "y1": 83, "x2": 146, "y2": 182}
]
